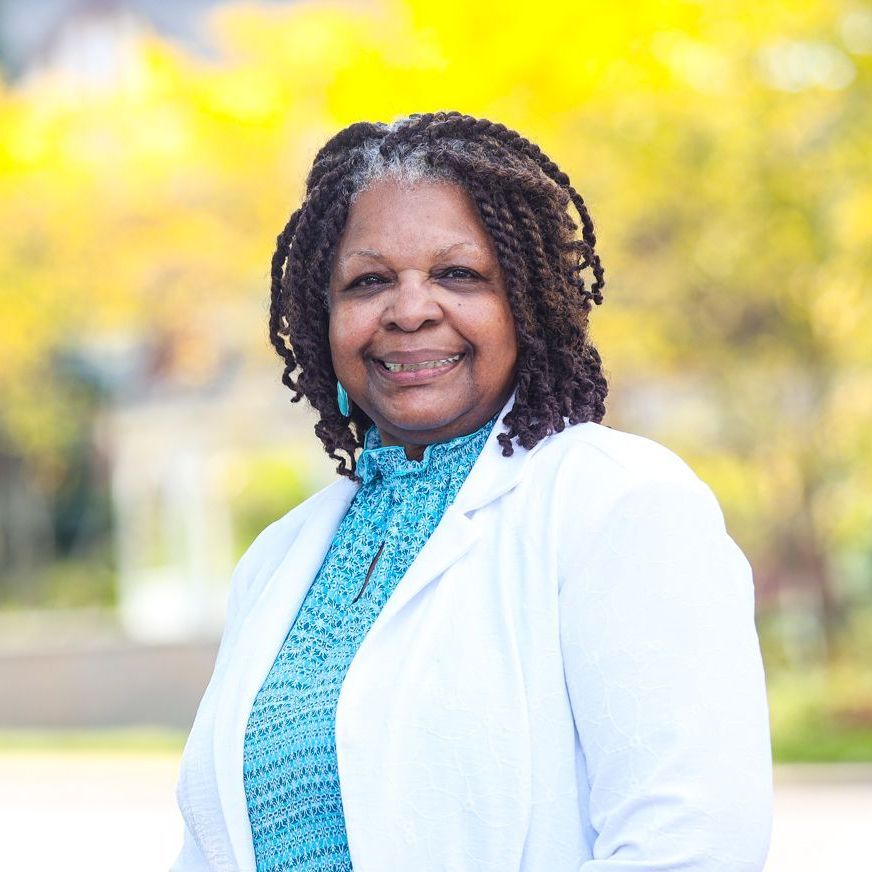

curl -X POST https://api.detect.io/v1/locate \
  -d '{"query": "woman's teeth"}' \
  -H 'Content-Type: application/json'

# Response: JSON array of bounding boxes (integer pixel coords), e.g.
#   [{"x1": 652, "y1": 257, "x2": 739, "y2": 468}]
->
[{"x1": 380, "y1": 354, "x2": 462, "y2": 372}]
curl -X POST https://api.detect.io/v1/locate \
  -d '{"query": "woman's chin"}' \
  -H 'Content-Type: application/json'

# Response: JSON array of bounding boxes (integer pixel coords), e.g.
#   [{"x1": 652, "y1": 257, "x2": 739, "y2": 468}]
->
[{"x1": 368, "y1": 402, "x2": 476, "y2": 445}]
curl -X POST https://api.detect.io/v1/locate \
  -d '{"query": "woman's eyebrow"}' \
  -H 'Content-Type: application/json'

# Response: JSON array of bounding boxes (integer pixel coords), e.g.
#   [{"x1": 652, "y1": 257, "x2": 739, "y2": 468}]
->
[
  {"x1": 432, "y1": 242, "x2": 484, "y2": 259},
  {"x1": 339, "y1": 242, "x2": 483, "y2": 266},
  {"x1": 339, "y1": 248, "x2": 382, "y2": 264}
]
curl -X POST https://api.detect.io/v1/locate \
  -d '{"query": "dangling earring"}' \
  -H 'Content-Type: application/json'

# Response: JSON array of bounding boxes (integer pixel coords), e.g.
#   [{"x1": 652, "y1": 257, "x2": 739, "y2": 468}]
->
[{"x1": 336, "y1": 381, "x2": 351, "y2": 417}]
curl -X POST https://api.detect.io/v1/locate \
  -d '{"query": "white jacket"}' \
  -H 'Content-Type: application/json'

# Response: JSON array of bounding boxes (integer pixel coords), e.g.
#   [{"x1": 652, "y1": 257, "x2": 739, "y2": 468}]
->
[{"x1": 173, "y1": 399, "x2": 773, "y2": 871}]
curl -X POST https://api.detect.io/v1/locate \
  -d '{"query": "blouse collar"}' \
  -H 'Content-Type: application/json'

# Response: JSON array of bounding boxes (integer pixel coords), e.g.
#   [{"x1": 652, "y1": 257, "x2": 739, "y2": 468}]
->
[{"x1": 356, "y1": 414, "x2": 498, "y2": 486}]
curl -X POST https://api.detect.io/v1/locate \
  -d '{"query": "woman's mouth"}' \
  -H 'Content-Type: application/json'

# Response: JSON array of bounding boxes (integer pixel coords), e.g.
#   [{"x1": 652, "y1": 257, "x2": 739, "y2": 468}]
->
[
  {"x1": 378, "y1": 353, "x2": 464, "y2": 373},
  {"x1": 372, "y1": 352, "x2": 466, "y2": 383}
]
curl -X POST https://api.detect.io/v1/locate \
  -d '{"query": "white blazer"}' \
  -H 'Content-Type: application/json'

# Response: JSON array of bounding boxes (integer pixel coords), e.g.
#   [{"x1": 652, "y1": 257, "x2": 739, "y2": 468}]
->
[{"x1": 173, "y1": 397, "x2": 773, "y2": 871}]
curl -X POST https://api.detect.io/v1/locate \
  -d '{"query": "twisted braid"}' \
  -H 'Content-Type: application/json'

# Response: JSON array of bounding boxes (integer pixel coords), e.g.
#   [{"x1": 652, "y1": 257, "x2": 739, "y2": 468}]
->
[
  {"x1": 411, "y1": 112, "x2": 605, "y2": 302},
  {"x1": 461, "y1": 174, "x2": 561, "y2": 451},
  {"x1": 268, "y1": 112, "x2": 609, "y2": 478}
]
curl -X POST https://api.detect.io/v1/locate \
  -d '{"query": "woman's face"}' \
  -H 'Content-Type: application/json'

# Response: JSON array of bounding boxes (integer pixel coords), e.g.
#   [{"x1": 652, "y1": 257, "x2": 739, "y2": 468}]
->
[{"x1": 328, "y1": 178, "x2": 518, "y2": 457}]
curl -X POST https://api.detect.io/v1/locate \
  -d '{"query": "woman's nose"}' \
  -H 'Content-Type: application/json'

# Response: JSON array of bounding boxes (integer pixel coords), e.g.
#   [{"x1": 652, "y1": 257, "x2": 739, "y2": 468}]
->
[{"x1": 381, "y1": 271, "x2": 443, "y2": 331}]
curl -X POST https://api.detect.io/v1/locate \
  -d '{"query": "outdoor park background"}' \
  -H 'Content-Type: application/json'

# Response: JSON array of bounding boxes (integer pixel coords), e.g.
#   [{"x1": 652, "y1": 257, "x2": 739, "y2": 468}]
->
[{"x1": 0, "y1": 0, "x2": 870, "y2": 868}]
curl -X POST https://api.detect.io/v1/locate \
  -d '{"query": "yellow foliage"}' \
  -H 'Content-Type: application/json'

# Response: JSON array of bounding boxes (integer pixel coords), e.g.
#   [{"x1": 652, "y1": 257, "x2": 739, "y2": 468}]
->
[{"x1": 0, "y1": 0, "x2": 870, "y2": 581}]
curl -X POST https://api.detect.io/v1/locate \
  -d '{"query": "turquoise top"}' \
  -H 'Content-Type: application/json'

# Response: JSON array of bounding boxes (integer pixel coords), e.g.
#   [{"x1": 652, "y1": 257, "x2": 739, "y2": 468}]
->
[{"x1": 242, "y1": 414, "x2": 496, "y2": 871}]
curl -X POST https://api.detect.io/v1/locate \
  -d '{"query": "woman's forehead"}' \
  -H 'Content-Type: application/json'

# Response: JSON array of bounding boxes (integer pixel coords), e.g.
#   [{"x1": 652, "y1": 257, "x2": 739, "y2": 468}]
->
[
  {"x1": 337, "y1": 179, "x2": 492, "y2": 253},
  {"x1": 348, "y1": 176, "x2": 474, "y2": 214}
]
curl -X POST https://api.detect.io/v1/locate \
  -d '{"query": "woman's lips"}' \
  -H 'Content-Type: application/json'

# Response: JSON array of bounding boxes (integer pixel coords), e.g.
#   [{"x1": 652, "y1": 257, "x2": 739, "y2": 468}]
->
[
  {"x1": 379, "y1": 353, "x2": 463, "y2": 372},
  {"x1": 371, "y1": 352, "x2": 466, "y2": 384}
]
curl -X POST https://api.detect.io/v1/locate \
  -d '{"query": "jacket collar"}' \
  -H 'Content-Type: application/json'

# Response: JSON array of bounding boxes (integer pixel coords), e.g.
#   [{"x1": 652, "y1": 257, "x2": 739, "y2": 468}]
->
[
  {"x1": 341, "y1": 388, "x2": 543, "y2": 514},
  {"x1": 320, "y1": 391, "x2": 542, "y2": 646},
  {"x1": 452, "y1": 389, "x2": 545, "y2": 514}
]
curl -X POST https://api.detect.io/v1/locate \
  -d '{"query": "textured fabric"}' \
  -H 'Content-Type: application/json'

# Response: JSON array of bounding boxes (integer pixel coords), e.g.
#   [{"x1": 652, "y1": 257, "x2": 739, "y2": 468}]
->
[
  {"x1": 173, "y1": 393, "x2": 772, "y2": 872},
  {"x1": 242, "y1": 415, "x2": 495, "y2": 871}
]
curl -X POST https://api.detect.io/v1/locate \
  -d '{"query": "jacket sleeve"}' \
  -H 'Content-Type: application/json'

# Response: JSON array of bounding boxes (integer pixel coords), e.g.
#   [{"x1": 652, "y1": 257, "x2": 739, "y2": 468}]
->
[{"x1": 558, "y1": 475, "x2": 773, "y2": 871}]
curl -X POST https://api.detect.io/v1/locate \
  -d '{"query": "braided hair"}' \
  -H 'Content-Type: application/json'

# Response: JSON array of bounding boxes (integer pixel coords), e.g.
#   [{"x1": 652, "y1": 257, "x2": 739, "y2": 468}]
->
[{"x1": 269, "y1": 111, "x2": 608, "y2": 479}]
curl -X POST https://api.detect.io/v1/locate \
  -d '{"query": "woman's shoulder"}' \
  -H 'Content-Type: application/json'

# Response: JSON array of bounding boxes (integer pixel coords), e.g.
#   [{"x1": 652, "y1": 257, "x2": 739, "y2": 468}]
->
[
  {"x1": 533, "y1": 420, "x2": 704, "y2": 491},
  {"x1": 517, "y1": 420, "x2": 724, "y2": 540},
  {"x1": 226, "y1": 476, "x2": 356, "y2": 614},
  {"x1": 529, "y1": 423, "x2": 739, "y2": 587}
]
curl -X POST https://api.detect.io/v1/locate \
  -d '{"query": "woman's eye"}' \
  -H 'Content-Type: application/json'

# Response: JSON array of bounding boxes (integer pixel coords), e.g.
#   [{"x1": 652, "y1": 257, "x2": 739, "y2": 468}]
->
[
  {"x1": 349, "y1": 273, "x2": 387, "y2": 289},
  {"x1": 440, "y1": 267, "x2": 478, "y2": 280}
]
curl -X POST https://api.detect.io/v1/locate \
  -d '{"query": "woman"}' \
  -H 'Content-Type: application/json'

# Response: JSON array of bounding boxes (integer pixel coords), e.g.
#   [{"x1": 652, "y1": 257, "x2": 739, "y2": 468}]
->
[{"x1": 173, "y1": 112, "x2": 773, "y2": 871}]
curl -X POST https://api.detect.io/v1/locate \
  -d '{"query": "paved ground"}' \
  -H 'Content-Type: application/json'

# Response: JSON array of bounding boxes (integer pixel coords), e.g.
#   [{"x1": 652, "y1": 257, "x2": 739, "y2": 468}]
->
[
  {"x1": 0, "y1": 753, "x2": 869, "y2": 870},
  {"x1": 0, "y1": 751, "x2": 182, "y2": 871},
  {"x1": 768, "y1": 765, "x2": 872, "y2": 870}
]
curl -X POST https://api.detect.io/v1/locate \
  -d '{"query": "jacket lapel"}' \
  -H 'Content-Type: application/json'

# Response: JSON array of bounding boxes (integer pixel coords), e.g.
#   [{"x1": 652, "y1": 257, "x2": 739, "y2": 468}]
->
[
  {"x1": 367, "y1": 392, "x2": 539, "y2": 633},
  {"x1": 371, "y1": 505, "x2": 480, "y2": 629},
  {"x1": 212, "y1": 479, "x2": 358, "y2": 870}
]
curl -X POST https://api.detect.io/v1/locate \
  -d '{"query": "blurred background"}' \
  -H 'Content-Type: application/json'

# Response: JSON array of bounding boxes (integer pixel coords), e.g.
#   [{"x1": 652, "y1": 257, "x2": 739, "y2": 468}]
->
[{"x1": 0, "y1": 0, "x2": 870, "y2": 868}]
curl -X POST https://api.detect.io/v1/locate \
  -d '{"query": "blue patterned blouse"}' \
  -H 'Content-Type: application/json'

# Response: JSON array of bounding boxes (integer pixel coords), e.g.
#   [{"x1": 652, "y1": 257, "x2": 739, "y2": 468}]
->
[{"x1": 242, "y1": 414, "x2": 496, "y2": 871}]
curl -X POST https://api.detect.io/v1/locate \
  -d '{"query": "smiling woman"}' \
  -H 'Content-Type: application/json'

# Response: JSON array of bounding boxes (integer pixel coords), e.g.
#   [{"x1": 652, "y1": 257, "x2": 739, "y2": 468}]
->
[
  {"x1": 262, "y1": 113, "x2": 608, "y2": 481},
  {"x1": 173, "y1": 112, "x2": 773, "y2": 872},
  {"x1": 328, "y1": 179, "x2": 518, "y2": 455}
]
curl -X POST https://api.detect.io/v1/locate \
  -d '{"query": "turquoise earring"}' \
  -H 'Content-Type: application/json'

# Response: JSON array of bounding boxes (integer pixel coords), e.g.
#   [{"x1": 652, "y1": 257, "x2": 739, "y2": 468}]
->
[{"x1": 336, "y1": 381, "x2": 351, "y2": 417}]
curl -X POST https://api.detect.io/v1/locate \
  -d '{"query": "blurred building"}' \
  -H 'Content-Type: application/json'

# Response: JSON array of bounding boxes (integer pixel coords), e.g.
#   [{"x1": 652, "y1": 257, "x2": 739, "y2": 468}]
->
[
  {"x1": 0, "y1": 0, "x2": 291, "y2": 84},
  {"x1": 0, "y1": 323, "x2": 333, "y2": 728},
  {"x1": 0, "y1": 0, "x2": 327, "y2": 729},
  {"x1": 79, "y1": 323, "x2": 332, "y2": 643}
]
